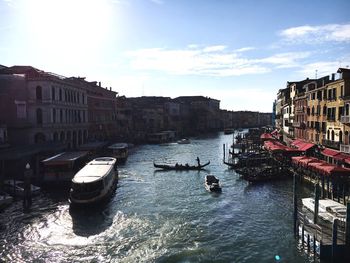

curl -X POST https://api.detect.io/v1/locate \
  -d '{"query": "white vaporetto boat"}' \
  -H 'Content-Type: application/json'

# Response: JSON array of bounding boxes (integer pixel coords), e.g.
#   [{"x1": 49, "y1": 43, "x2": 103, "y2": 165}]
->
[
  {"x1": 107, "y1": 143, "x2": 129, "y2": 164},
  {"x1": 69, "y1": 157, "x2": 118, "y2": 205},
  {"x1": 302, "y1": 197, "x2": 347, "y2": 223}
]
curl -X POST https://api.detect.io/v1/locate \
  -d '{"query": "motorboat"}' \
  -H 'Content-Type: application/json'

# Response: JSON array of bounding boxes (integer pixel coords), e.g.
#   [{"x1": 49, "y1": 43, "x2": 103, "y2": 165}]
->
[
  {"x1": 0, "y1": 191, "x2": 13, "y2": 210},
  {"x1": 3, "y1": 180, "x2": 41, "y2": 197},
  {"x1": 205, "y1": 175, "x2": 222, "y2": 192},
  {"x1": 107, "y1": 143, "x2": 129, "y2": 164},
  {"x1": 177, "y1": 138, "x2": 191, "y2": 144},
  {"x1": 69, "y1": 157, "x2": 118, "y2": 205},
  {"x1": 302, "y1": 197, "x2": 347, "y2": 223}
]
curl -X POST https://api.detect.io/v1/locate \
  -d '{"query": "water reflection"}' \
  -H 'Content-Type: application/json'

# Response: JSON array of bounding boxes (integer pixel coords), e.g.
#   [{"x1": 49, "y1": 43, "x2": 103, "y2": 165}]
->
[{"x1": 69, "y1": 201, "x2": 116, "y2": 237}]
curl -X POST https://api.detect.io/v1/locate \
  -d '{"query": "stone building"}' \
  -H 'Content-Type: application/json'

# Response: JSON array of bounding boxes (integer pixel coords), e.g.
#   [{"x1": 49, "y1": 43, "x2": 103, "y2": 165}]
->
[
  {"x1": 0, "y1": 66, "x2": 89, "y2": 148},
  {"x1": 68, "y1": 77, "x2": 118, "y2": 141}
]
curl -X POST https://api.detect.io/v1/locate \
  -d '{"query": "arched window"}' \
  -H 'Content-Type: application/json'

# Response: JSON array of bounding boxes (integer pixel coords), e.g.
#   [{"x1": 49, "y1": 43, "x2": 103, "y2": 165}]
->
[
  {"x1": 345, "y1": 131, "x2": 349, "y2": 145},
  {"x1": 311, "y1": 106, "x2": 315, "y2": 115},
  {"x1": 60, "y1": 131, "x2": 65, "y2": 142},
  {"x1": 36, "y1": 108, "x2": 43, "y2": 125},
  {"x1": 331, "y1": 130, "x2": 335, "y2": 141},
  {"x1": 327, "y1": 130, "x2": 330, "y2": 140},
  {"x1": 53, "y1": 132, "x2": 58, "y2": 142},
  {"x1": 36, "y1": 86, "x2": 42, "y2": 100}
]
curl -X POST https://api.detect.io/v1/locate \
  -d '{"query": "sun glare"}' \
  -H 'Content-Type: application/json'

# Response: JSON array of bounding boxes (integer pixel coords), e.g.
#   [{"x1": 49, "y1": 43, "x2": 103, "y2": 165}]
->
[{"x1": 23, "y1": 0, "x2": 112, "y2": 64}]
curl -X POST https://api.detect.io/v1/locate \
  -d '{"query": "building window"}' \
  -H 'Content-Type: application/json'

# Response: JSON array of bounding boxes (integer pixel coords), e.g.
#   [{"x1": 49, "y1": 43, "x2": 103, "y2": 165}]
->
[
  {"x1": 36, "y1": 86, "x2": 42, "y2": 100},
  {"x1": 59, "y1": 88, "x2": 62, "y2": 101},
  {"x1": 52, "y1": 86, "x2": 55, "y2": 101},
  {"x1": 331, "y1": 130, "x2": 335, "y2": 141},
  {"x1": 60, "y1": 109, "x2": 63, "y2": 123},
  {"x1": 15, "y1": 101, "x2": 26, "y2": 119},
  {"x1": 36, "y1": 108, "x2": 43, "y2": 125},
  {"x1": 53, "y1": 108, "x2": 56, "y2": 123}
]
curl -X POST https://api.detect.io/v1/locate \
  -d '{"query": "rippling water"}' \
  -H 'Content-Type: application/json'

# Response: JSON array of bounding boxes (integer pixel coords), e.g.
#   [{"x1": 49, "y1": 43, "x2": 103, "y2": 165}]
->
[{"x1": 1, "y1": 132, "x2": 315, "y2": 262}]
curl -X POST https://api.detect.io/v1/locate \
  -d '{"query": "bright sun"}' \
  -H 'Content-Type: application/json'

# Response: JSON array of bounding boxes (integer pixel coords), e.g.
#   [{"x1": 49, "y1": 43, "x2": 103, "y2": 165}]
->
[{"x1": 23, "y1": 0, "x2": 112, "y2": 65}]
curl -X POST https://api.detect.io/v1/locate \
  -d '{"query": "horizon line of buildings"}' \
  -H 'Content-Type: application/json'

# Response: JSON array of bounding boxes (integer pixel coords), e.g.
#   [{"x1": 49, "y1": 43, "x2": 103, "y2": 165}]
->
[
  {"x1": 273, "y1": 67, "x2": 350, "y2": 157},
  {"x1": 0, "y1": 64, "x2": 272, "y2": 150}
]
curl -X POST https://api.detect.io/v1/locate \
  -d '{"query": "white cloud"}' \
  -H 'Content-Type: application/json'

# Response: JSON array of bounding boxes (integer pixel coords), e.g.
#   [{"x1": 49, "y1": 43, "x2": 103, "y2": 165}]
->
[
  {"x1": 298, "y1": 60, "x2": 350, "y2": 78},
  {"x1": 234, "y1": 47, "x2": 255, "y2": 52},
  {"x1": 125, "y1": 46, "x2": 312, "y2": 77},
  {"x1": 257, "y1": 52, "x2": 311, "y2": 68},
  {"x1": 280, "y1": 23, "x2": 350, "y2": 43},
  {"x1": 202, "y1": 45, "x2": 227, "y2": 52}
]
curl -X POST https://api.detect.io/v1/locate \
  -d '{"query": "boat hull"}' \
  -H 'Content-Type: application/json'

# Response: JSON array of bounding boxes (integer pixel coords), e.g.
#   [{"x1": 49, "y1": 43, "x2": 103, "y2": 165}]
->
[{"x1": 154, "y1": 161, "x2": 210, "y2": 170}]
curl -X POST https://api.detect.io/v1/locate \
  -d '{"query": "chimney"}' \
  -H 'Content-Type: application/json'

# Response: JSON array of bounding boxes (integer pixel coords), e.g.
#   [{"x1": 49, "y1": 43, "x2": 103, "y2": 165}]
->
[
  {"x1": 98, "y1": 81, "x2": 101, "y2": 87},
  {"x1": 331, "y1": 73, "x2": 335, "y2": 81},
  {"x1": 110, "y1": 87, "x2": 112, "y2": 91}
]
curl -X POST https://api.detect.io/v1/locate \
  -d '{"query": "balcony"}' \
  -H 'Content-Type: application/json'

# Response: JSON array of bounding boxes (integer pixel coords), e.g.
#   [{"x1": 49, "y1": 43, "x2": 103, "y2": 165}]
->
[
  {"x1": 322, "y1": 139, "x2": 340, "y2": 150},
  {"x1": 340, "y1": 115, "x2": 350, "y2": 124},
  {"x1": 292, "y1": 122, "x2": 301, "y2": 128},
  {"x1": 340, "y1": 144, "x2": 350, "y2": 154}
]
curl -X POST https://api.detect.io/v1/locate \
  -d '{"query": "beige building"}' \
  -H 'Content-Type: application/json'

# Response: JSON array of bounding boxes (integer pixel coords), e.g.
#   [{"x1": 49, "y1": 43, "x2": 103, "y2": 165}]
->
[{"x1": 0, "y1": 66, "x2": 89, "y2": 148}]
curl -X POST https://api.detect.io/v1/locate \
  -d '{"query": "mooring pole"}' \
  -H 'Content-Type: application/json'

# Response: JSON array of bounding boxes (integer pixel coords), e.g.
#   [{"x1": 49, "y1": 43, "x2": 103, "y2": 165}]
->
[
  {"x1": 314, "y1": 183, "x2": 320, "y2": 224},
  {"x1": 332, "y1": 219, "x2": 338, "y2": 263},
  {"x1": 293, "y1": 172, "x2": 298, "y2": 236},
  {"x1": 345, "y1": 202, "x2": 350, "y2": 248},
  {"x1": 223, "y1": 144, "x2": 225, "y2": 162},
  {"x1": 313, "y1": 234, "x2": 316, "y2": 260},
  {"x1": 322, "y1": 175, "x2": 325, "y2": 199}
]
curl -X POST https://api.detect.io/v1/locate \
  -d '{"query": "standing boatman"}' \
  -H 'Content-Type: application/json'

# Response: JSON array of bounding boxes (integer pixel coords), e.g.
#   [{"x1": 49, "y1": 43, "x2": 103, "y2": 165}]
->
[{"x1": 196, "y1": 157, "x2": 200, "y2": 166}]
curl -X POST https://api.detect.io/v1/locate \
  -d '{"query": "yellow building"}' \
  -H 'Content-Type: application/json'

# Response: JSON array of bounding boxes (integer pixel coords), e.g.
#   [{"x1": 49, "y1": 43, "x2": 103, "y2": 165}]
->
[
  {"x1": 338, "y1": 68, "x2": 350, "y2": 154},
  {"x1": 323, "y1": 69, "x2": 349, "y2": 150}
]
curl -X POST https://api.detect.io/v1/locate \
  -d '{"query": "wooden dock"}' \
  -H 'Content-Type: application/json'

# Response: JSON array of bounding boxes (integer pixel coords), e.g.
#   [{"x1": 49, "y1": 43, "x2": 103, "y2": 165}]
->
[{"x1": 293, "y1": 174, "x2": 350, "y2": 262}]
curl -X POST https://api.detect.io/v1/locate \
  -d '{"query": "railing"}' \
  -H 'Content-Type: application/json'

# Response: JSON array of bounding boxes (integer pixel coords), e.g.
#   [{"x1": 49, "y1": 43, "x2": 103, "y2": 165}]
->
[
  {"x1": 322, "y1": 139, "x2": 340, "y2": 150},
  {"x1": 340, "y1": 144, "x2": 350, "y2": 154},
  {"x1": 292, "y1": 122, "x2": 301, "y2": 128},
  {"x1": 340, "y1": 115, "x2": 350, "y2": 124}
]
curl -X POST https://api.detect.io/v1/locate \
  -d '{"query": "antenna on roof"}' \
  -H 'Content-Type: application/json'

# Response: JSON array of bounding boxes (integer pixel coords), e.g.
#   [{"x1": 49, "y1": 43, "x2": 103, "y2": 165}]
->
[{"x1": 315, "y1": 69, "x2": 318, "y2": 79}]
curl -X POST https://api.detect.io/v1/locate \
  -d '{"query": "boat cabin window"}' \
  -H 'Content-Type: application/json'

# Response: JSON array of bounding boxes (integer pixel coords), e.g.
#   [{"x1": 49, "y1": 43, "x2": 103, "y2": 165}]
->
[{"x1": 72, "y1": 180, "x2": 103, "y2": 193}]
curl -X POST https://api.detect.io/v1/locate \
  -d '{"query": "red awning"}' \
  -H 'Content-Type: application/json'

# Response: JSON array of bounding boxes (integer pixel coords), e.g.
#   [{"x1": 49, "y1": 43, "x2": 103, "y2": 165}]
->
[
  {"x1": 322, "y1": 148, "x2": 340, "y2": 157},
  {"x1": 333, "y1": 152, "x2": 350, "y2": 161},
  {"x1": 260, "y1": 133, "x2": 274, "y2": 140},
  {"x1": 298, "y1": 142, "x2": 316, "y2": 151},
  {"x1": 291, "y1": 139, "x2": 303, "y2": 147},
  {"x1": 271, "y1": 129, "x2": 278, "y2": 136},
  {"x1": 291, "y1": 156, "x2": 307, "y2": 165},
  {"x1": 299, "y1": 157, "x2": 319, "y2": 167},
  {"x1": 317, "y1": 165, "x2": 350, "y2": 176},
  {"x1": 308, "y1": 161, "x2": 328, "y2": 171}
]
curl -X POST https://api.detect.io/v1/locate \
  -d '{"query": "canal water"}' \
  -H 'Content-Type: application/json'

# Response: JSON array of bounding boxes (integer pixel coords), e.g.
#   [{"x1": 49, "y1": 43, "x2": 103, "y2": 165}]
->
[{"x1": 1, "y1": 132, "x2": 314, "y2": 262}]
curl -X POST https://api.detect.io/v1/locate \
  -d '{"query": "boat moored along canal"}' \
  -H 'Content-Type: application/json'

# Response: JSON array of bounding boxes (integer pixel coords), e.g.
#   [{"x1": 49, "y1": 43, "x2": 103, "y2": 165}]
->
[
  {"x1": 107, "y1": 143, "x2": 129, "y2": 164},
  {"x1": 69, "y1": 157, "x2": 118, "y2": 205}
]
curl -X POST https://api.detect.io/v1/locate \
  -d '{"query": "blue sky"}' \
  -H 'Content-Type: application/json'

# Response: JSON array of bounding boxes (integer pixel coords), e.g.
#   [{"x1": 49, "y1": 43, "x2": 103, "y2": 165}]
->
[{"x1": 1, "y1": 0, "x2": 350, "y2": 112}]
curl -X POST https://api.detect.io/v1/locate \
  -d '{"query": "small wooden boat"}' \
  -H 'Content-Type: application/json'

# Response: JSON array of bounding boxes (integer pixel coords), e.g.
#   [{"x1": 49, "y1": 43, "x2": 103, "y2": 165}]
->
[
  {"x1": 3, "y1": 180, "x2": 41, "y2": 197},
  {"x1": 107, "y1": 143, "x2": 129, "y2": 164},
  {"x1": 177, "y1": 138, "x2": 191, "y2": 144},
  {"x1": 205, "y1": 175, "x2": 222, "y2": 192},
  {"x1": 302, "y1": 198, "x2": 346, "y2": 223},
  {"x1": 242, "y1": 166, "x2": 292, "y2": 183},
  {"x1": 153, "y1": 161, "x2": 210, "y2": 170}
]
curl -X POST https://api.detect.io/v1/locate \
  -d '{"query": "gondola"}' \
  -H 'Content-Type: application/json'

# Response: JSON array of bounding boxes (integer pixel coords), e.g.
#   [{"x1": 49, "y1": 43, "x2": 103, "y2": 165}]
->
[{"x1": 153, "y1": 161, "x2": 210, "y2": 170}]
